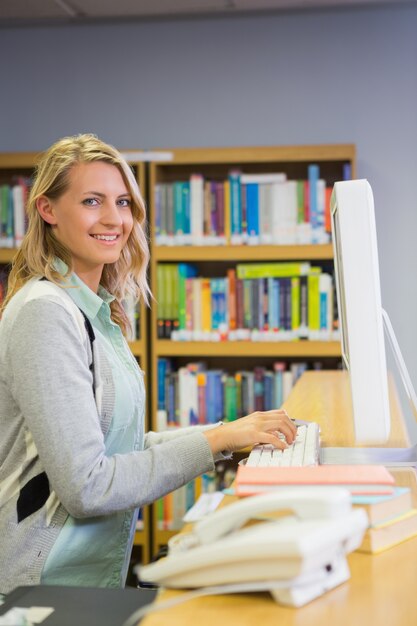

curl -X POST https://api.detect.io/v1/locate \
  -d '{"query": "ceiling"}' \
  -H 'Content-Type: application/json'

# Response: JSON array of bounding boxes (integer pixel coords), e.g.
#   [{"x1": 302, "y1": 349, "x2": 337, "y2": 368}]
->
[{"x1": 0, "y1": 0, "x2": 415, "y2": 26}]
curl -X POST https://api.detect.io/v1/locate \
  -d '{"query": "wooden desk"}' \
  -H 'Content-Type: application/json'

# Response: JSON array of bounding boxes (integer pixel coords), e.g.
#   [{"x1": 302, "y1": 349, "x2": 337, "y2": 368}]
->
[{"x1": 142, "y1": 371, "x2": 417, "y2": 626}]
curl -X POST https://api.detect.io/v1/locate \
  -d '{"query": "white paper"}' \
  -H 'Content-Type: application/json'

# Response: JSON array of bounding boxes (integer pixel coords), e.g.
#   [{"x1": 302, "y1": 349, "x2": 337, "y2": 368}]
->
[{"x1": 183, "y1": 491, "x2": 224, "y2": 522}]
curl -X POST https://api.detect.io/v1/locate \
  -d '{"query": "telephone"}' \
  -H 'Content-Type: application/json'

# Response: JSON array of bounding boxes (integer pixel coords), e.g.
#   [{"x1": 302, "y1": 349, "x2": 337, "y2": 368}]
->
[{"x1": 137, "y1": 488, "x2": 368, "y2": 607}]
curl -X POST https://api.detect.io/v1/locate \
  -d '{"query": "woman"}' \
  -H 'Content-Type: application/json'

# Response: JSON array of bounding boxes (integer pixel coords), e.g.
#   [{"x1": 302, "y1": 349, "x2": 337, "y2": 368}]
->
[{"x1": 0, "y1": 134, "x2": 296, "y2": 594}]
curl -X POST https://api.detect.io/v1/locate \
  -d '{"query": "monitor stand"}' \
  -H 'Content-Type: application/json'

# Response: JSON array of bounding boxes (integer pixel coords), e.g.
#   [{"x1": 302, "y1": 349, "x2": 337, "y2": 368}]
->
[{"x1": 321, "y1": 309, "x2": 417, "y2": 467}]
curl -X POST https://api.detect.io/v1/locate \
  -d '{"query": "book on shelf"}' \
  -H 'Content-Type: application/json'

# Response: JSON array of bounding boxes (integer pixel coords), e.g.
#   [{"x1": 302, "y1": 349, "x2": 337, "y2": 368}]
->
[
  {"x1": 0, "y1": 179, "x2": 30, "y2": 249},
  {"x1": 153, "y1": 164, "x2": 337, "y2": 247},
  {"x1": 155, "y1": 468, "x2": 236, "y2": 535},
  {"x1": 357, "y1": 507, "x2": 417, "y2": 554},
  {"x1": 155, "y1": 476, "x2": 205, "y2": 532},
  {"x1": 156, "y1": 262, "x2": 338, "y2": 342},
  {"x1": 157, "y1": 359, "x2": 325, "y2": 428},
  {"x1": 235, "y1": 464, "x2": 396, "y2": 497}
]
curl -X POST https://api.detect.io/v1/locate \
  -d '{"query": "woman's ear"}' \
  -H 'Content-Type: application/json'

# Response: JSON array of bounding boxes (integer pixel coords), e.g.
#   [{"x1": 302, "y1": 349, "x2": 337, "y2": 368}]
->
[{"x1": 36, "y1": 196, "x2": 58, "y2": 225}]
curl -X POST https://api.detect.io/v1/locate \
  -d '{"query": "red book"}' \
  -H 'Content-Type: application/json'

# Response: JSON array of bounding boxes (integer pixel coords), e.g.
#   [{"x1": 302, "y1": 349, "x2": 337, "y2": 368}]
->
[
  {"x1": 236, "y1": 464, "x2": 395, "y2": 497},
  {"x1": 227, "y1": 268, "x2": 237, "y2": 332},
  {"x1": 325, "y1": 186, "x2": 332, "y2": 233}
]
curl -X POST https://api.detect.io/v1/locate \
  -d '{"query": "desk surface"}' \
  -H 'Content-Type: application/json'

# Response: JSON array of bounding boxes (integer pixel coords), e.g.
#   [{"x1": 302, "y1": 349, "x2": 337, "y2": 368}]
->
[
  {"x1": 284, "y1": 370, "x2": 410, "y2": 448},
  {"x1": 142, "y1": 371, "x2": 417, "y2": 626}
]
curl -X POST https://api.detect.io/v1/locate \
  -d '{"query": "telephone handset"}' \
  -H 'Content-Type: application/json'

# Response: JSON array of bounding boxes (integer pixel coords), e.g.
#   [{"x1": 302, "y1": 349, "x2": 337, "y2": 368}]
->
[
  {"x1": 192, "y1": 487, "x2": 353, "y2": 545},
  {"x1": 138, "y1": 487, "x2": 368, "y2": 607}
]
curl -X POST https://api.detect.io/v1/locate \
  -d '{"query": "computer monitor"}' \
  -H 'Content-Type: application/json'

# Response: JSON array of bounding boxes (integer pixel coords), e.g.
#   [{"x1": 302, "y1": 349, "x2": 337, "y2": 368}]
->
[{"x1": 330, "y1": 179, "x2": 417, "y2": 450}]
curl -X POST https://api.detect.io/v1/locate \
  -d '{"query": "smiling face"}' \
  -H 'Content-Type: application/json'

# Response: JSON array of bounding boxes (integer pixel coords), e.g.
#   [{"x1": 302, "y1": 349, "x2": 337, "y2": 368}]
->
[{"x1": 36, "y1": 161, "x2": 134, "y2": 292}]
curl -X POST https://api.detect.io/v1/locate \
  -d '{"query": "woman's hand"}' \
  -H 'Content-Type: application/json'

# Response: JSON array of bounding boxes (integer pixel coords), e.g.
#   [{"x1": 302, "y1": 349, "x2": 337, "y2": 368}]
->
[{"x1": 203, "y1": 409, "x2": 297, "y2": 455}]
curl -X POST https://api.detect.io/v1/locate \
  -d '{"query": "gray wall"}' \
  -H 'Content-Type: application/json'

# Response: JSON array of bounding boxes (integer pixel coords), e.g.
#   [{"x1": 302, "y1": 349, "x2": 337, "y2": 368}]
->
[{"x1": 1, "y1": 4, "x2": 416, "y2": 441}]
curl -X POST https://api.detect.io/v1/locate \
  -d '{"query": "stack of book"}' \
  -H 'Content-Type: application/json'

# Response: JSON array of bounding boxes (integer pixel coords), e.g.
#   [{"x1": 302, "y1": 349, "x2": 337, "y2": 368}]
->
[
  {"x1": 235, "y1": 464, "x2": 396, "y2": 497},
  {"x1": 353, "y1": 487, "x2": 417, "y2": 554},
  {"x1": 235, "y1": 463, "x2": 417, "y2": 554}
]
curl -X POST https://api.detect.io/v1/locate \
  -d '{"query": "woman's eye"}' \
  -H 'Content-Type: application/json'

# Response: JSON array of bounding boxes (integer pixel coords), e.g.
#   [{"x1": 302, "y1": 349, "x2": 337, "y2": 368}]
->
[
  {"x1": 118, "y1": 198, "x2": 132, "y2": 208},
  {"x1": 83, "y1": 197, "x2": 99, "y2": 207}
]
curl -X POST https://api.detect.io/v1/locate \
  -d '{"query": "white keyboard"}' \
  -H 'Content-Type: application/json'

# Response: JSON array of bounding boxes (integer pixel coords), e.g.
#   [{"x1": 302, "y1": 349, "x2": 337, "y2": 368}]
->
[{"x1": 246, "y1": 422, "x2": 320, "y2": 467}]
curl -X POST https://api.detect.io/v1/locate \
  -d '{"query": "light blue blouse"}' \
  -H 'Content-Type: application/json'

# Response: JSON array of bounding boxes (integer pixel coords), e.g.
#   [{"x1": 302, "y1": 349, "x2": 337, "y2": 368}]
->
[{"x1": 42, "y1": 270, "x2": 145, "y2": 587}]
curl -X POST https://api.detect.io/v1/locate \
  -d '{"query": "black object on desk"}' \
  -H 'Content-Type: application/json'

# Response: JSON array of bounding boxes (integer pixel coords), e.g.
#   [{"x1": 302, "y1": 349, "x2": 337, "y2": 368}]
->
[{"x1": 0, "y1": 584, "x2": 157, "y2": 625}]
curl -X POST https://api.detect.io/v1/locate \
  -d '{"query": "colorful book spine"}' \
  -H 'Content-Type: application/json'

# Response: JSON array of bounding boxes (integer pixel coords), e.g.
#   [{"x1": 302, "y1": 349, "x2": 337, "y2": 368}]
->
[
  {"x1": 308, "y1": 164, "x2": 320, "y2": 243},
  {"x1": 246, "y1": 182, "x2": 259, "y2": 244},
  {"x1": 229, "y1": 170, "x2": 242, "y2": 244},
  {"x1": 236, "y1": 262, "x2": 311, "y2": 279},
  {"x1": 162, "y1": 264, "x2": 338, "y2": 342}
]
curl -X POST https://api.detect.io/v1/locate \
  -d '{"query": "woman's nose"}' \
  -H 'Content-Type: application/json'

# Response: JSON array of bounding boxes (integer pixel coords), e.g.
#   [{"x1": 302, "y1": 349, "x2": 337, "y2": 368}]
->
[{"x1": 101, "y1": 201, "x2": 123, "y2": 226}]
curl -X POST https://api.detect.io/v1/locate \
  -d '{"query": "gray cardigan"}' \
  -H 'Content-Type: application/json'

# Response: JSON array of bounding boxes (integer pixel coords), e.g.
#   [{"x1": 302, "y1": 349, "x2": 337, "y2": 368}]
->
[{"x1": 0, "y1": 277, "x2": 222, "y2": 594}]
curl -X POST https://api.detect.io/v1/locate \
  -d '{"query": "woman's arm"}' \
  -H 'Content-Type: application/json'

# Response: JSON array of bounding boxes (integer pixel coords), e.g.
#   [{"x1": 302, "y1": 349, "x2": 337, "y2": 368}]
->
[{"x1": 7, "y1": 299, "x2": 216, "y2": 517}]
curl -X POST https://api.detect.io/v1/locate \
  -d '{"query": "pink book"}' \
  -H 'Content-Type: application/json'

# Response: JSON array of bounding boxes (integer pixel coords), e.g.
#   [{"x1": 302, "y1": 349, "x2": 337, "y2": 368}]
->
[{"x1": 236, "y1": 464, "x2": 395, "y2": 497}]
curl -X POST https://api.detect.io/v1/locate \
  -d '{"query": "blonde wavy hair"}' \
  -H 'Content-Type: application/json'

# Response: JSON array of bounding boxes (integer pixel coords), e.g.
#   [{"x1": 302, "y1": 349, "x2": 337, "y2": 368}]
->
[{"x1": 2, "y1": 133, "x2": 150, "y2": 335}]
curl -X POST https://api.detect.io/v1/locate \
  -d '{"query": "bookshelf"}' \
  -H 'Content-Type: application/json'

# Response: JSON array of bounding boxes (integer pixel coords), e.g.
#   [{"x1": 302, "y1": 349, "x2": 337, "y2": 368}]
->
[
  {"x1": 148, "y1": 144, "x2": 356, "y2": 555},
  {"x1": 0, "y1": 150, "x2": 151, "y2": 564}
]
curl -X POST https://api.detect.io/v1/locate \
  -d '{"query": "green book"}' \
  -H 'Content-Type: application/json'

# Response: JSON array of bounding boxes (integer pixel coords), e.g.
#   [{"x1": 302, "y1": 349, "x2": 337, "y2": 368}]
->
[
  {"x1": 308, "y1": 273, "x2": 321, "y2": 332},
  {"x1": 236, "y1": 262, "x2": 311, "y2": 280},
  {"x1": 296, "y1": 180, "x2": 305, "y2": 224},
  {"x1": 224, "y1": 375, "x2": 238, "y2": 421},
  {"x1": 0, "y1": 185, "x2": 11, "y2": 245},
  {"x1": 291, "y1": 276, "x2": 300, "y2": 331},
  {"x1": 156, "y1": 264, "x2": 166, "y2": 338},
  {"x1": 177, "y1": 263, "x2": 198, "y2": 331}
]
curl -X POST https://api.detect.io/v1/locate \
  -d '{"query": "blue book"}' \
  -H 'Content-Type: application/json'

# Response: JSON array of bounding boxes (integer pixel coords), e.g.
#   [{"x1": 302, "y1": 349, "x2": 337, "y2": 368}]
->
[
  {"x1": 182, "y1": 182, "x2": 191, "y2": 235},
  {"x1": 157, "y1": 358, "x2": 168, "y2": 409},
  {"x1": 351, "y1": 486, "x2": 410, "y2": 505},
  {"x1": 246, "y1": 182, "x2": 259, "y2": 240},
  {"x1": 167, "y1": 372, "x2": 177, "y2": 426},
  {"x1": 185, "y1": 480, "x2": 196, "y2": 512},
  {"x1": 267, "y1": 278, "x2": 275, "y2": 330},
  {"x1": 343, "y1": 162, "x2": 352, "y2": 180},
  {"x1": 320, "y1": 290, "x2": 328, "y2": 330},
  {"x1": 210, "y1": 278, "x2": 219, "y2": 330},
  {"x1": 214, "y1": 371, "x2": 224, "y2": 422},
  {"x1": 273, "y1": 366, "x2": 285, "y2": 407},
  {"x1": 217, "y1": 278, "x2": 227, "y2": 328},
  {"x1": 308, "y1": 164, "x2": 320, "y2": 241},
  {"x1": 154, "y1": 184, "x2": 163, "y2": 238},
  {"x1": 206, "y1": 371, "x2": 218, "y2": 424},
  {"x1": 174, "y1": 181, "x2": 185, "y2": 236},
  {"x1": 272, "y1": 278, "x2": 280, "y2": 330},
  {"x1": 205, "y1": 370, "x2": 224, "y2": 423},
  {"x1": 228, "y1": 171, "x2": 241, "y2": 239}
]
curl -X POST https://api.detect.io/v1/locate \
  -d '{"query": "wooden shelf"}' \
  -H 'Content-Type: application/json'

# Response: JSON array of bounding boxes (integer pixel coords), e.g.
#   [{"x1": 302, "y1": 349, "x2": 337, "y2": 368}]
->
[
  {"x1": 128, "y1": 340, "x2": 145, "y2": 358},
  {"x1": 155, "y1": 243, "x2": 334, "y2": 262},
  {"x1": 133, "y1": 528, "x2": 147, "y2": 547},
  {"x1": 0, "y1": 248, "x2": 16, "y2": 264},
  {"x1": 153, "y1": 529, "x2": 180, "y2": 556},
  {"x1": 0, "y1": 152, "x2": 40, "y2": 168},
  {"x1": 155, "y1": 340, "x2": 341, "y2": 358},
  {"x1": 151, "y1": 144, "x2": 356, "y2": 166}
]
